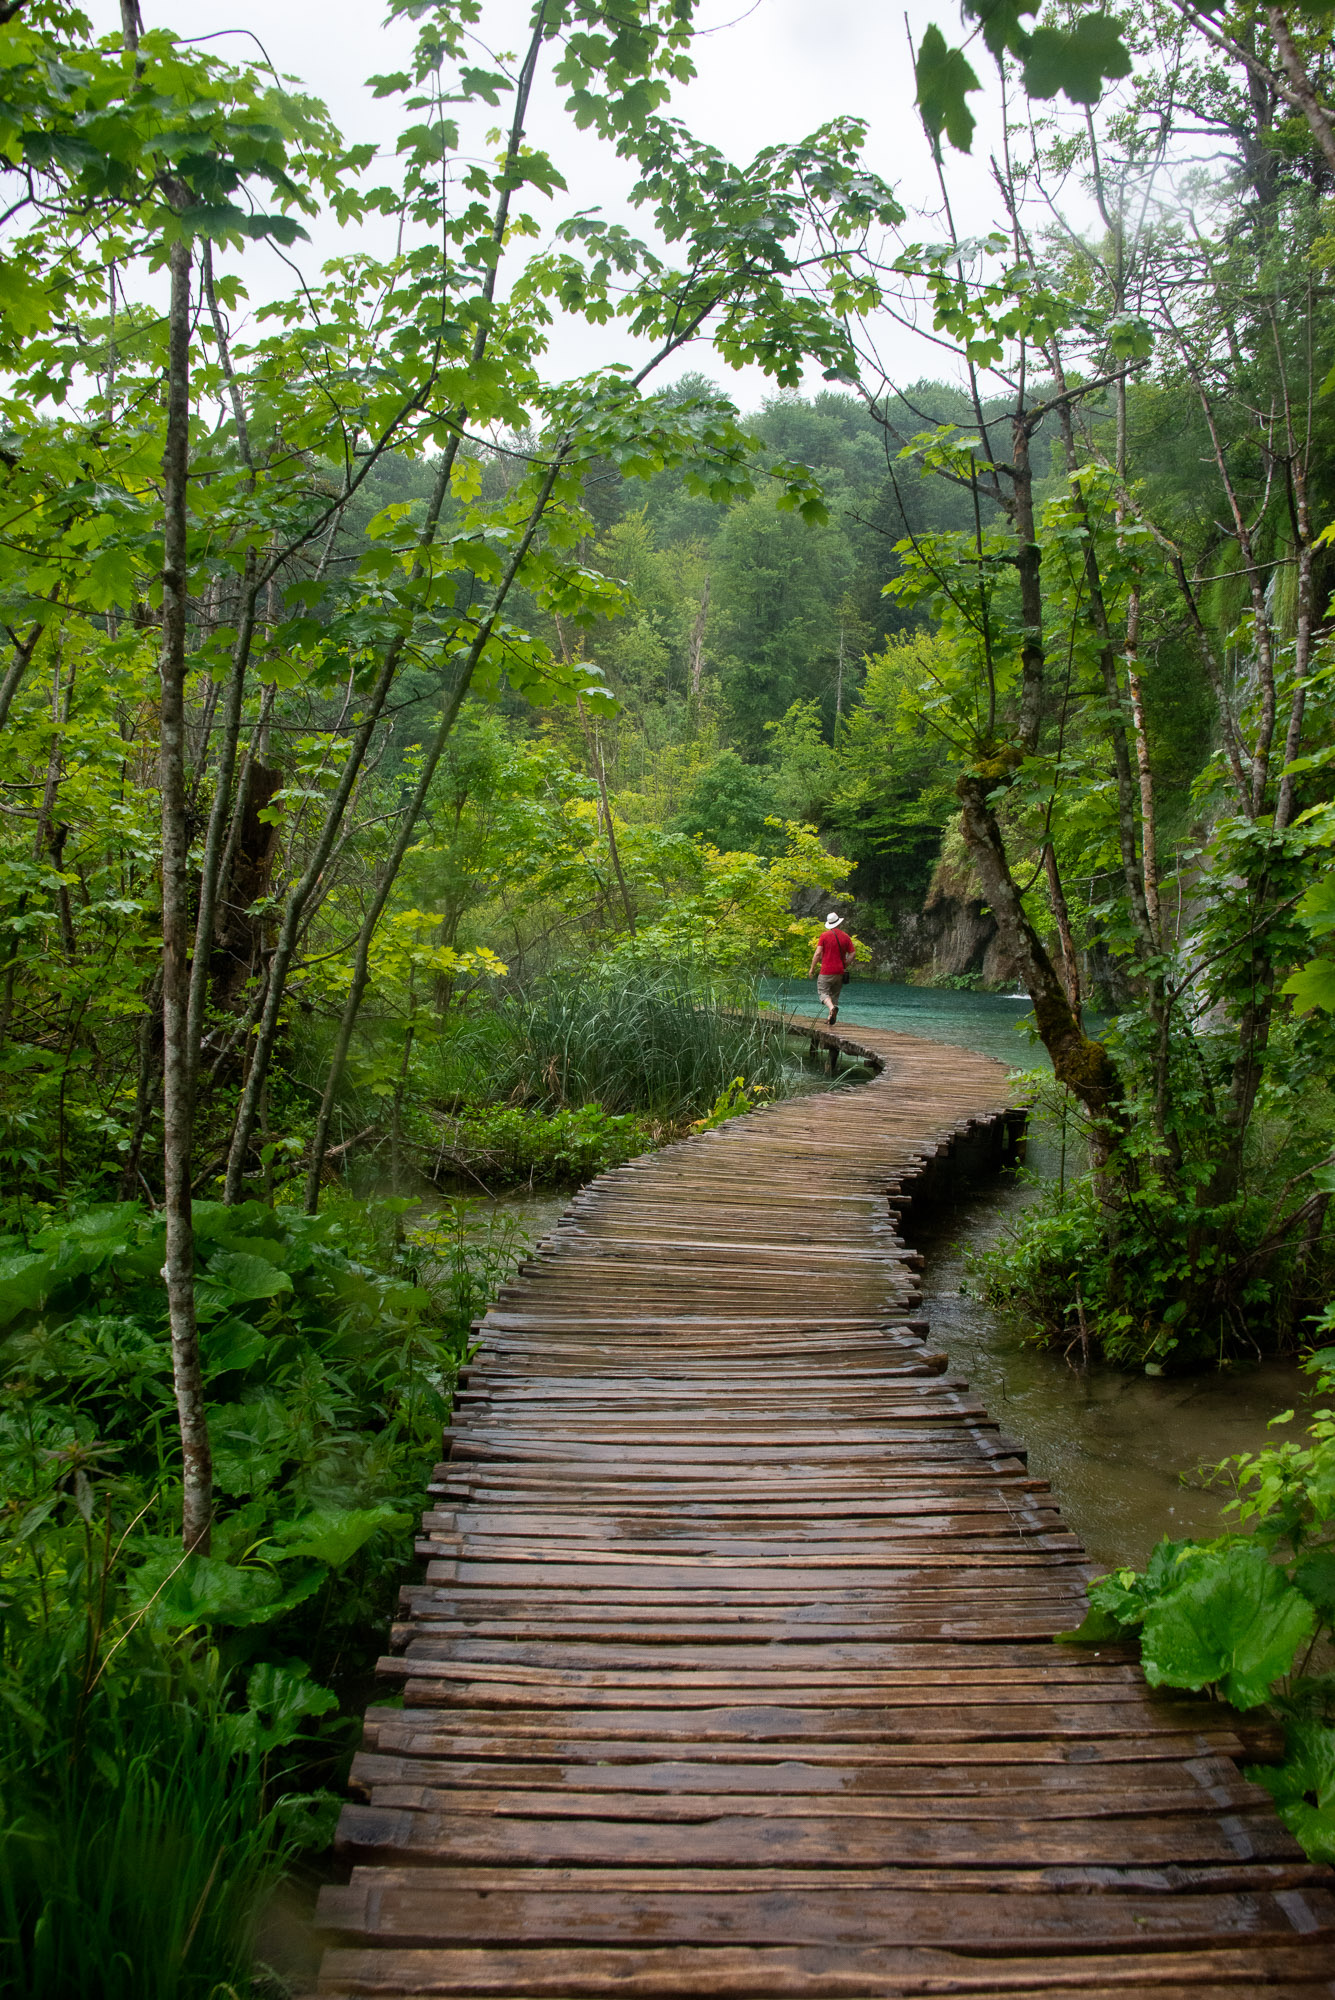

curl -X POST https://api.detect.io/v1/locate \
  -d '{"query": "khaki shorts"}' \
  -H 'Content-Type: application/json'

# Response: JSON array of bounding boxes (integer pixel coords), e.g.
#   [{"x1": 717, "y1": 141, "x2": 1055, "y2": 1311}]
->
[{"x1": 817, "y1": 973, "x2": 844, "y2": 999}]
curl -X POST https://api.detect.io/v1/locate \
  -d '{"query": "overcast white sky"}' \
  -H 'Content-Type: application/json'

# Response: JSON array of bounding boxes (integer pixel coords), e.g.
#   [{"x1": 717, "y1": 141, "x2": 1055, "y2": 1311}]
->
[{"x1": 115, "y1": 0, "x2": 1023, "y2": 407}]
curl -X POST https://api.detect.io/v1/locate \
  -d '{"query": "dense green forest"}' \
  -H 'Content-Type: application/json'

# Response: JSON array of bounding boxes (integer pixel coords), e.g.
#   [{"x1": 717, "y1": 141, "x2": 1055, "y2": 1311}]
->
[{"x1": 5, "y1": 0, "x2": 1335, "y2": 1986}]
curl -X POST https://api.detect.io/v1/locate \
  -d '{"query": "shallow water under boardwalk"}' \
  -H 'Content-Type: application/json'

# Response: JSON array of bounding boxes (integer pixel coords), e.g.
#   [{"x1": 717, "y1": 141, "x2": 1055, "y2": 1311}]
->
[{"x1": 309, "y1": 1021, "x2": 1334, "y2": 1999}]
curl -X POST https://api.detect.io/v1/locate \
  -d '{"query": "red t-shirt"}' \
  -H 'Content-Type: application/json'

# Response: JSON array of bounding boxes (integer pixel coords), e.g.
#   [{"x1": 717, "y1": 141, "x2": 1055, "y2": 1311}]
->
[{"x1": 816, "y1": 928, "x2": 853, "y2": 975}]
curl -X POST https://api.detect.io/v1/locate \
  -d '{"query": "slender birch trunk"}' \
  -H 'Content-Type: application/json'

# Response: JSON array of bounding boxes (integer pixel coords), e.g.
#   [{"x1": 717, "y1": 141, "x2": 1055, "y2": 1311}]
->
[
  {"x1": 1123, "y1": 585, "x2": 1161, "y2": 944},
  {"x1": 577, "y1": 694, "x2": 636, "y2": 936},
  {"x1": 158, "y1": 233, "x2": 212, "y2": 1553},
  {"x1": 1114, "y1": 378, "x2": 1161, "y2": 946},
  {"x1": 1055, "y1": 409, "x2": 1154, "y2": 959},
  {"x1": 187, "y1": 548, "x2": 257, "y2": 1074},
  {"x1": 688, "y1": 577, "x2": 709, "y2": 705},
  {"x1": 1009, "y1": 418, "x2": 1045, "y2": 755},
  {"x1": 188, "y1": 246, "x2": 263, "y2": 1075}
]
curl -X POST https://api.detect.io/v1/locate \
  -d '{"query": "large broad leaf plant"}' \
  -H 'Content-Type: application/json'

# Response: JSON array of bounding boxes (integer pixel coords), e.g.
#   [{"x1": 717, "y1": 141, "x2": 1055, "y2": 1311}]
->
[
  {"x1": 1065, "y1": 1337, "x2": 1335, "y2": 1860},
  {"x1": 0, "y1": 1196, "x2": 472, "y2": 1685}
]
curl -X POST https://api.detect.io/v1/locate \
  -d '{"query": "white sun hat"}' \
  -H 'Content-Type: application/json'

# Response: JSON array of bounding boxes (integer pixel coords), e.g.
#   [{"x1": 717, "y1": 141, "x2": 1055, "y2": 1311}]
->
[{"x1": 824, "y1": 912, "x2": 842, "y2": 927}]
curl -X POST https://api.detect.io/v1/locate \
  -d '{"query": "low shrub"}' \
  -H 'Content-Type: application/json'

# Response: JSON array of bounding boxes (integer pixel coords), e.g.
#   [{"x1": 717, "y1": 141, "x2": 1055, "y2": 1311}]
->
[
  {"x1": 426, "y1": 1102, "x2": 652, "y2": 1188},
  {"x1": 974, "y1": 1167, "x2": 1317, "y2": 1371},
  {"x1": 974, "y1": 1021, "x2": 1335, "y2": 1369},
  {"x1": 690, "y1": 1075, "x2": 773, "y2": 1132}
]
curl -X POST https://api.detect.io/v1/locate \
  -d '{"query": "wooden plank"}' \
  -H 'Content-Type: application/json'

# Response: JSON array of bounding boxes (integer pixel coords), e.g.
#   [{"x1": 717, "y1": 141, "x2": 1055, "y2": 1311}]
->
[
  {"x1": 348, "y1": 1767, "x2": 1276, "y2": 1818},
  {"x1": 309, "y1": 1940, "x2": 1335, "y2": 1996},
  {"x1": 333, "y1": 1804, "x2": 1312, "y2": 1870},
  {"x1": 317, "y1": 1872, "x2": 1335, "y2": 1948}
]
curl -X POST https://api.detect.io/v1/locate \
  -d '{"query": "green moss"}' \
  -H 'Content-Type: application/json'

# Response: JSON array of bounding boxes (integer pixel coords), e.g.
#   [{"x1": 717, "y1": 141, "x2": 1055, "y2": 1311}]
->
[{"x1": 963, "y1": 743, "x2": 1024, "y2": 790}]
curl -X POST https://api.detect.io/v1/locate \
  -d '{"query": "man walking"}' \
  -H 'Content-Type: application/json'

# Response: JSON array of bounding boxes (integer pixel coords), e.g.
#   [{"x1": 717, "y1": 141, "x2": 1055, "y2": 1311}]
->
[{"x1": 810, "y1": 912, "x2": 856, "y2": 1025}]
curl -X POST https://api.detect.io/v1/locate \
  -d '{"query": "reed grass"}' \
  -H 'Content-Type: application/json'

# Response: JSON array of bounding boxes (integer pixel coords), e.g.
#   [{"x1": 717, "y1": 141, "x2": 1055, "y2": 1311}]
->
[
  {"x1": 491, "y1": 966, "x2": 790, "y2": 1121},
  {"x1": 0, "y1": 1662, "x2": 317, "y2": 1999}
]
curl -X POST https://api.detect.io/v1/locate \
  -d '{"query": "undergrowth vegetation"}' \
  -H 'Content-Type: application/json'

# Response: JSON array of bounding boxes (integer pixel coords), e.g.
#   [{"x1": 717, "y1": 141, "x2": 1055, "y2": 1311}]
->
[
  {"x1": 1063, "y1": 1334, "x2": 1335, "y2": 1862},
  {"x1": 976, "y1": 1049, "x2": 1335, "y2": 1371},
  {"x1": 491, "y1": 969, "x2": 791, "y2": 1122},
  {"x1": 286, "y1": 966, "x2": 795, "y2": 1199},
  {"x1": 0, "y1": 1195, "x2": 527, "y2": 1997}
]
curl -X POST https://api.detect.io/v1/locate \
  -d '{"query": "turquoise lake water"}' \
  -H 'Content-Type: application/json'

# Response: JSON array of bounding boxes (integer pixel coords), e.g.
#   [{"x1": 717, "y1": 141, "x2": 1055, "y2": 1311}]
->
[{"x1": 762, "y1": 976, "x2": 1048, "y2": 1070}]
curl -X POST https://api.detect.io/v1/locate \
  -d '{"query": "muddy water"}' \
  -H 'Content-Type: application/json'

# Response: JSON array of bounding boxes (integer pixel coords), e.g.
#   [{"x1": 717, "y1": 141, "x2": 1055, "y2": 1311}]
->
[{"x1": 912, "y1": 1176, "x2": 1295, "y2": 1574}]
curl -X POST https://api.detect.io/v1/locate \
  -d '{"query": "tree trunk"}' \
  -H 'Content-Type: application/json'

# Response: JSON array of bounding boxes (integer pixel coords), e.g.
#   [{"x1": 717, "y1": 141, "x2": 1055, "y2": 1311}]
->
[
  {"x1": 1266, "y1": 7, "x2": 1335, "y2": 177},
  {"x1": 187, "y1": 254, "x2": 262, "y2": 1072},
  {"x1": 957, "y1": 770, "x2": 1121, "y2": 1159},
  {"x1": 688, "y1": 577, "x2": 709, "y2": 702},
  {"x1": 158, "y1": 233, "x2": 212, "y2": 1554},
  {"x1": 187, "y1": 549, "x2": 259, "y2": 1065},
  {"x1": 578, "y1": 693, "x2": 635, "y2": 935},
  {"x1": 1056, "y1": 419, "x2": 1154, "y2": 959},
  {"x1": 1042, "y1": 840, "x2": 1082, "y2": 1021},
  {"x1": 208, "y1": 762, "x2": 282, "y2": 1014},
  {"x1": 0, "y1": 617, "x2": 49, "y2": 741},
  {"x1": 121, "y1": 964, "x2": 163, "y2": 1199},
  {"x1": 1009, "y1": 421, "x2": 1045, "y2": 754},
  {"x1": 1123, "y1": 588, "x2": 1161, "y2": 944}
]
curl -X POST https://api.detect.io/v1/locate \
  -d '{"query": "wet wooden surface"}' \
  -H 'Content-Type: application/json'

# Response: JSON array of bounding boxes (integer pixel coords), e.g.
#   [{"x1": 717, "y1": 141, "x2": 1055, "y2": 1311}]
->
[{"x1": 311, "y1": 1020, "x2": 1334, "y2": 1997}]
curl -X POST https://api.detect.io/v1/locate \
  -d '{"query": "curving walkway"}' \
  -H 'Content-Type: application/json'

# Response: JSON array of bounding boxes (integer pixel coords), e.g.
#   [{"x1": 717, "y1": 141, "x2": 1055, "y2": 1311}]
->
[{"x1": 311, "y1": 1021, "x2": 1334, "y2": 1998}]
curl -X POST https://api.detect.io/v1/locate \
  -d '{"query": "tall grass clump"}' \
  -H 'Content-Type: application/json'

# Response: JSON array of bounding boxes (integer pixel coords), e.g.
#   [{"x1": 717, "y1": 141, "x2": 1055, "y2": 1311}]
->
[
  {"x1": 493, "y1": 967, "x2": 790, "y2": 1121},
  {"x1": 0, "y1": 1496, "x2": 338, "y2": 2000},
  {"x1": 0, "y1": 1643, "x2": 323, "y2": 2000}
]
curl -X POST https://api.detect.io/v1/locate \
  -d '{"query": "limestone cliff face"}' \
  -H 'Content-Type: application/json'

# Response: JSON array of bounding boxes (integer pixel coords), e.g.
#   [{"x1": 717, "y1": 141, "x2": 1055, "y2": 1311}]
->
[
  {"x1": 868, "y1": 896, "x2": 1018, "y2": 986},
  {"x1": 860, "y1": 847, "x2": 1023, "y2": 989}
]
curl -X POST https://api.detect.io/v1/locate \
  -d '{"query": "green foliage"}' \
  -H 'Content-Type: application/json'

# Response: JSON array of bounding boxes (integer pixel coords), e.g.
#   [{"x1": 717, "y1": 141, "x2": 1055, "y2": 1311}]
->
[
  {"x1": 979, "y1": 961, "x2": 1335, "y2": 1367},
  {"x1": 691, "y1": 1075, "x2": 774, "y2": 1131},
  {"x1": 1138, "y1": 1541, "x2": 1316, "y2": 1709},
  {"x1": 674, "y1": 751, "x2": 784, "y2": 854},
  {"x1": 0, "y1": 1196, "x2": 477, "y2": 1669},
  {"x1": 0, "y1": 1188, "x2": 531, "y2": 1988},
  {"x1": 430, "y1": 1102, "x2": 651, "y2": 1186},
  {"x1": 0, "y1": 1646, "x2": 329, "y2": 2000},
  {"x1": 618, "y1": 820, "x2": 853, "y2": 975},
  {"x1": 1062, "y1": 1341, "x2": 1335, "y2": 1862},
  {"x1": 915, "y1": 25, "x2": 982, "y2": 157},
  {"x1": 828, "y1": 633, "x2": 958, "y2": 903},
  {"x1": 916, "y1": 0, "x2": 1131, "y2": 160}
]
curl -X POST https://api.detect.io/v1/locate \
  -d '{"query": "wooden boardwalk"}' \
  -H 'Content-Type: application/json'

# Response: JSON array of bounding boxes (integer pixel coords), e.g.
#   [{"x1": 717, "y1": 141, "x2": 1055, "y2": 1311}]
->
[{"x1": 312, "y1": 1022, "x2": 1334, "y2": 1998}]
